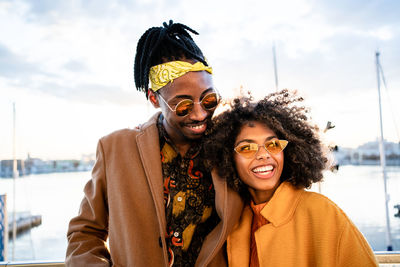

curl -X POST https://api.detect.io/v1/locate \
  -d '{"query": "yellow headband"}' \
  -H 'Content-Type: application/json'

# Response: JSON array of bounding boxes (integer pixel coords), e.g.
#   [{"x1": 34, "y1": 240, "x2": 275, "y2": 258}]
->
[{"x1": 149, "y1": 60, "x2": 213, "y2": 92}]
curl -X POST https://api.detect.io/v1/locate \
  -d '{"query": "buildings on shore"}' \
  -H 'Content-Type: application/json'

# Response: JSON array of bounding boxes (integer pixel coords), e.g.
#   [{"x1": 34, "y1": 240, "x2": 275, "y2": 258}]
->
[
  {"x1": 0, "y1": 153, "x2": 95, "y2": 178},
  {"x1": 0, "y1": 140, "x2": 399, "y2": 178},
  {"x1": 334, "y1": 140, "x2": 400, "y2": 166}
]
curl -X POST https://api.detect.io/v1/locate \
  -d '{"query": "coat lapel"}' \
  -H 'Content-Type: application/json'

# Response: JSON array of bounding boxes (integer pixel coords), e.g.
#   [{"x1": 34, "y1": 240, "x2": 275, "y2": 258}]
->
[
  {"x1": 195, "y1": 170, "x2": 244, "y2": 267},
  {"x1": 227, "y1": 206, "x2": 252, "y2": 267},
  {"x1": 260, "y1": 182, "x2": 304, "y2": 227},
  {"x1": 136, "y1": 113, "x2": 167, "y2": 256}
]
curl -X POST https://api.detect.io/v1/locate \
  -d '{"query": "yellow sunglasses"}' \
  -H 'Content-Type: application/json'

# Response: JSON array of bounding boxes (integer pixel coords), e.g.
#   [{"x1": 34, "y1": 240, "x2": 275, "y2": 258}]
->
[{"x1": 234, "y1": 139, "x2": 288, "y2": 159}]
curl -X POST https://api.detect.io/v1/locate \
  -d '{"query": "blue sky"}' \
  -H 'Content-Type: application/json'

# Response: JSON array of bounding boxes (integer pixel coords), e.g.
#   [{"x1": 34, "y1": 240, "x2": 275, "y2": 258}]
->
[{"x1": 1, "y1": 0, "x2": 399, "y2": 160}]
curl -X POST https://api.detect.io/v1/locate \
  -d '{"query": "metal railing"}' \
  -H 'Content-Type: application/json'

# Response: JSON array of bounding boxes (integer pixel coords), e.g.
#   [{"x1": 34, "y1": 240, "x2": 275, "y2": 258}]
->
[
  {"x1": 375, "y1": 251, "x2": 400, "y2": 265},
  {"x1": 0, "y1": 252, "x2": 399, "y2": 266},
  {"x1": 0, "y1": 261, "x2": 64, "y2": 267}
]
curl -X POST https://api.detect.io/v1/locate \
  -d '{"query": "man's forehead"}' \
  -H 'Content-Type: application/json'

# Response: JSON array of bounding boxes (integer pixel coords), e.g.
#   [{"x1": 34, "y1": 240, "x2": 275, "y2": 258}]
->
[{"x1": 161, "y1": 71, "x2": 214, "y2": 99}]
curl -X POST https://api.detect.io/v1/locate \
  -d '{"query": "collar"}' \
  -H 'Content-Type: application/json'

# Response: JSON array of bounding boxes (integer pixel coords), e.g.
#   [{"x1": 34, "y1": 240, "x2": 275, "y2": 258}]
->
[
  {"x1": 157, "y1": 113, "x2": 171, "y2": 146},
  {"x1": 156, "y1": 113, "x2": 201, "y2": 158},
  {"x1": 259, "y1": 182, "x2": 305, "y2": 227},
  {"x1": 250, "y1": 200, "x2": 267, "y2": 215}
]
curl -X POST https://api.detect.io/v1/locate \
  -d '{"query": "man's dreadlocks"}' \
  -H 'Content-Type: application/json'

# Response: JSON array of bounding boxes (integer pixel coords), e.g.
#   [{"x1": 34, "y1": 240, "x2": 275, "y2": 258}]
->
[{"x1": 134, "y1": 20, "x2": 208, "y2": 98}]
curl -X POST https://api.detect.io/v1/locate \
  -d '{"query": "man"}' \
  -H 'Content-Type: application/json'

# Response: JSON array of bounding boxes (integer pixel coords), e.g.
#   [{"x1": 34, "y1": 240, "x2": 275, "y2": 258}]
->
[{"x1": 66, "y1": 20, "x2": 243, "y2": 266}]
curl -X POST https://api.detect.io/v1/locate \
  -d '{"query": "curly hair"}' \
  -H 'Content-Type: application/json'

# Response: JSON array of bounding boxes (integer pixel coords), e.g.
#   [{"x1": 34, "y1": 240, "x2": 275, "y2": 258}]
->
[{"x1": 203, "y1": 89, "x2": 328, "y2": 199}]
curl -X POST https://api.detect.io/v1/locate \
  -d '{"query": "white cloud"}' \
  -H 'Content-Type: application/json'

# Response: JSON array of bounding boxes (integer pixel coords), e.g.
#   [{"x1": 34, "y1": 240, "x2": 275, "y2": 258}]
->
[
  {"x1": 1, "y1": 0, "x2": 400, "y2": 159},
  {"x1": 368, "y1": 26, "x2": 394, "y2": 41}
]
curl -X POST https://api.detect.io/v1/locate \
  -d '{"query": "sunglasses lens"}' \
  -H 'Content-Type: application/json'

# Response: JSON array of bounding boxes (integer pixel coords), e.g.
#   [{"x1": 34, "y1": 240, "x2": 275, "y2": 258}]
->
[
  {"x1": 265, "y1": 140, "x2": 288, "y2": 154},
  {"x1": 234, "y1": 140, "x2": 288, "y2": 158},
  {"x1": 175, "y1": 99, "x2": 193, "y2": 116},
  {"x1": 172, "y1": 92, "x2": 219, "y2": 116},
  {"x1": 235, "y1": 143, "x2": 258, "y2": 159},
  {"x1": 201, "y1": 93, "x2": 219, "y2": 110}
]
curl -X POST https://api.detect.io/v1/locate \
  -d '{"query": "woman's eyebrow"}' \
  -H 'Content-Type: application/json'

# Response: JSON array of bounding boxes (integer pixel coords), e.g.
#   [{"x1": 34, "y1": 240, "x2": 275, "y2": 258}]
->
[
  {"x1": 235, "y1": 135, "x2": 278, "y2": 146},
  {"x1": 265, "y1": 136, "x2": 278, "y2": 141},
  {"x1": 234, "y1": 138, "x2": 255, "y2": 147}
]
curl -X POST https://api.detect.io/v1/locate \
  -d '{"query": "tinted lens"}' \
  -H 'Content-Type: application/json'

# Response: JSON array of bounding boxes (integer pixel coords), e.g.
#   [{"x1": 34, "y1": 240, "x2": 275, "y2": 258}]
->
[
  {"x1": 234, "y1": 140, "x2": 288, "y2": 158},
  {"x1": 201, "y1": 93, "x2": 218, "y2": 110},
  {"x1": 235, "y1": 143, "x2": 258, "y2": 159},
  {"x1": 264, "y1": 140, "x2": 288, "y2": 154},
  {"x1": 175, "y1": 99, "x2": 194, "y2": 116}
]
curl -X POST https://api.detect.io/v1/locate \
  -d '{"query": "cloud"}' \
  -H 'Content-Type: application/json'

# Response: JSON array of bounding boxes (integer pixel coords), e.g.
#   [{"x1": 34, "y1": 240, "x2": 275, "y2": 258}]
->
[
  {"x1": 11, "y1": 0, "x2": 158, "y2": 24},
  {"x1": 22, "y1": 0, "x2": 63, "y2": 15},
  {"x1": 0, "y1": 0, "x2": 399, "y2": 159},
  {"x1": 63, "y1": 60, "x2": 88, "y2": 72},
  {"x1": 32, "y1": 81, "x2": 144, "y2": 106},
  {"x1": 1, "y1": 0, "x2": 399, "y2": 126},
  {"x1": 0, "y1": 41, "x2": 142, "y2": 106},
  {"x1": 313, "y1": 0, "x2": 400, "y2": 28},
  {"x1": 368, "y1": 26, "x2": 394, "y2": 41},
  {"x1": 0, "y1": 42, "x2": 42, "y2": 77}
]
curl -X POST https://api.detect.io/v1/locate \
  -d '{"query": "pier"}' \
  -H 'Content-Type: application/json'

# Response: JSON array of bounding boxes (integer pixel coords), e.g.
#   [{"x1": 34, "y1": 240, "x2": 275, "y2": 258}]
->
[{"x1": 8, "y1": 212, "x2": 42, "y2": 237}]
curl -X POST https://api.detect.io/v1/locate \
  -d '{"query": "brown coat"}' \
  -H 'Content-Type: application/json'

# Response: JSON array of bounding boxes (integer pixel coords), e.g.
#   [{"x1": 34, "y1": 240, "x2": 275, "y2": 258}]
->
[{"x1": 66, "y1": 112, "x2": 244, "y2": 267}]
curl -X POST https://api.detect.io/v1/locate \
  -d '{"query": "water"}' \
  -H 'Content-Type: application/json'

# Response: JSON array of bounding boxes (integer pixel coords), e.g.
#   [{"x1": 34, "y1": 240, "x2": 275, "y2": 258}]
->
[
  {"x1": 0, "y1": 171, "x2": 88, "y2": 261},
  {"x1": 312, "y1": 165, "x2": 400, "y2": 251},
  {"x1": 0, "y1": 166, "x2": 399, "y2": 261}
]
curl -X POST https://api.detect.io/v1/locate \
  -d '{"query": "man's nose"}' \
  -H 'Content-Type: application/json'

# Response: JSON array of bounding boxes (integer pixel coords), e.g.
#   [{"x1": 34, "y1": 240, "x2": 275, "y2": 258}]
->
[{"x1": 189, "y1": 102, "x2": 208, "y2": 121}]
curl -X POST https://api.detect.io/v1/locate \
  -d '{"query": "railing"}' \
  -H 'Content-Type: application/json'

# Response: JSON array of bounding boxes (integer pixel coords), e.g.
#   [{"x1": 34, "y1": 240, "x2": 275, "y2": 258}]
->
[
  {"x1": 0, "y1": 261, "x2": 64, "y2": 267},
  {"x1": 376, "y1": 251, "x2": 400, "y2": 265},
  {"x1": 0, "y1": 253, "x2": 399, "y2": 266}
]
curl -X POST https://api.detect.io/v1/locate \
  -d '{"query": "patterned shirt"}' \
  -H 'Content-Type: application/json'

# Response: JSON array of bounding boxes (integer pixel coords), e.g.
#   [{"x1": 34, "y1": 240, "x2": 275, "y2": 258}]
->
[{"x1": 157, "y1": 115, "x2": 219, "y2": 267}]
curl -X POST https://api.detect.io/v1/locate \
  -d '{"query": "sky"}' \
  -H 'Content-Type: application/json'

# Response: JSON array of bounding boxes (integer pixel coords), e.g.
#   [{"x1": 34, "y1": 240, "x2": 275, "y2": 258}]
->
[{"x1": 0, "y1": 0, "x2": 399, "y2": 160}]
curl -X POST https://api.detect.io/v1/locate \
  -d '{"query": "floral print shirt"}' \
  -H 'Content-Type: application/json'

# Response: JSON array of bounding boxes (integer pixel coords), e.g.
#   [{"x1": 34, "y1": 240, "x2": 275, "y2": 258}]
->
[{"x1": 157, "y1": 115, "x2": 219, "y2": 267}]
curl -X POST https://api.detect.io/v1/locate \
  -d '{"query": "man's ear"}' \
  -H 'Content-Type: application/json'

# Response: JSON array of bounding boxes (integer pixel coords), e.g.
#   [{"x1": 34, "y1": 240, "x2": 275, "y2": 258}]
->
[{"x1": 148, "y1": 90, "x2": 160, "y2": 108}]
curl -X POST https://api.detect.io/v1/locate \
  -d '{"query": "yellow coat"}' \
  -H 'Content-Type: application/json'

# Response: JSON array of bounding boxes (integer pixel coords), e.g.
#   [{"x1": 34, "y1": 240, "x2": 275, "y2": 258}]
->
[{"x1": 227, "y1": 182, "x2": 378, "y2": 267}]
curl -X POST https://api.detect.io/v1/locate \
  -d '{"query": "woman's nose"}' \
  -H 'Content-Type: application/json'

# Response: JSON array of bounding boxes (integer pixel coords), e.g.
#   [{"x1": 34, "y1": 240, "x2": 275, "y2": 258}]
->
[{"x1": 255, "y1": 145, "x2": 271, "y2": 160}]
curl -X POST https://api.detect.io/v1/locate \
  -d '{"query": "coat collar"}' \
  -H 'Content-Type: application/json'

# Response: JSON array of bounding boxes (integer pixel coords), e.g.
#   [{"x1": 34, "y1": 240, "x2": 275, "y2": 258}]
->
[
  {"x1": 196, "y1": 170, "x2": 244, "y2": 267},
  {"x1": 136, "y1": 112, "x2": 164, "y2": 225},
  {"x1": 260, "y1": 181, "x2": 305, "y2": 227},
  {"x1": 227, "y1": 182, "x2": 304, "y2": 266},
  {"x1": 135, "y1": 112, "x2": 168, "y2": 264},
  {"x1": 227, "y1": 205, "x2": 252, "y2": 267}
]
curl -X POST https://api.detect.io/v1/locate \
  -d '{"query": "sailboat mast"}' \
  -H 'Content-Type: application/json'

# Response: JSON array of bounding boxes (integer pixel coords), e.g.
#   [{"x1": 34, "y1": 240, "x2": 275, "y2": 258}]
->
[
  {"x1": 272, "y1": 43, "x2": 279, "y2": 91},
  {"x1": 12, "y1": 102, "x2": 17, "y2": 259},
  {"x1": 376, "y1": 51, "x2": 393, "y2": 251}
]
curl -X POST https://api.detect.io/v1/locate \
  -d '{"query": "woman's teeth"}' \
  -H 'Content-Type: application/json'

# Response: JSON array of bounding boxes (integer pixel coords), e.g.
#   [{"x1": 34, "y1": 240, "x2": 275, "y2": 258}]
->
[{"x1": 252, "y1": 165, "x2": 273, "y2": 173}]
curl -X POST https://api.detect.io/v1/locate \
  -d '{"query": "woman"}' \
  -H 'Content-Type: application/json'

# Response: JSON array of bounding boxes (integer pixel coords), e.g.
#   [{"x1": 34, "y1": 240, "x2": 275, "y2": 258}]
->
[{"x1": 204, "y1": 90, "x2": 378, "y2": 267}]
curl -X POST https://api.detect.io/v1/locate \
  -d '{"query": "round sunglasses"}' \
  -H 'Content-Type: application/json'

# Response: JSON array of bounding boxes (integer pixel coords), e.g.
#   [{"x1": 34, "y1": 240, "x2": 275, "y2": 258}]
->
[
  {"x1": 157, "y1": 92, "x2": 220, "y2": 117},
  {"x1": 234, "y1": 139, "x2": 288, "y2": 159}
]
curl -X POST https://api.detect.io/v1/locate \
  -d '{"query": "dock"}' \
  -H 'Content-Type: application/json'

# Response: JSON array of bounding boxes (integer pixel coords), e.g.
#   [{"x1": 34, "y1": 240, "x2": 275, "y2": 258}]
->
[{"x1": 8, "y1": 212, "x2": 42, "y2": 236}]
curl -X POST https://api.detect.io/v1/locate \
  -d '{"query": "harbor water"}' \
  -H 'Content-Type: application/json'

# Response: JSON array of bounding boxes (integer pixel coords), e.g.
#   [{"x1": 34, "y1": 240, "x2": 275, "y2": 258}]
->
[{"x1": 0, "y1": 165, "x2": 399, "y2": 261}]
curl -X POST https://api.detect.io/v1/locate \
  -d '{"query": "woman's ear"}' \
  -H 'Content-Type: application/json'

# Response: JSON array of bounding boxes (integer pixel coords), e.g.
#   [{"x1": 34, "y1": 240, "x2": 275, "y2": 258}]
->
[{"x1": 148, "y1": 90, "x2": 160, "y2": 108}]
